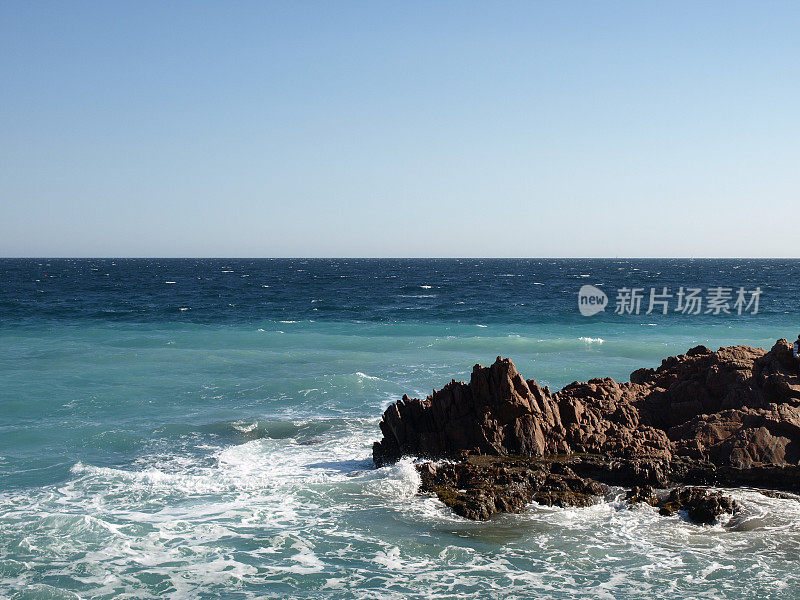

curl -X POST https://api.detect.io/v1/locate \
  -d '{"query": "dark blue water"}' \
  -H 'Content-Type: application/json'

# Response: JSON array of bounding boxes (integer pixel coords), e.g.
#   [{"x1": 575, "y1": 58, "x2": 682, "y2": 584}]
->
[
  {"x1": 2, "y1": 258, "x2": 797, "y2": 324},
  {"x1": 1, "y1": 259, "x2": 799, "y2": 599}
]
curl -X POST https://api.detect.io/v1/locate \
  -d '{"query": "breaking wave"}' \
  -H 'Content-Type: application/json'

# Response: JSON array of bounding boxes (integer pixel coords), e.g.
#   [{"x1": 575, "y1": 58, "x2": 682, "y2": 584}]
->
[{"x1": 2, "y1": 418, "x2": 800, "y2": 599}]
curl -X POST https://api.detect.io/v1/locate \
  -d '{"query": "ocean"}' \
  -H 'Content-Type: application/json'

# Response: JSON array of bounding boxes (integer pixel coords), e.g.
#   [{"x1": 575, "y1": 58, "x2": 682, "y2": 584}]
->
[{"x1": 1, "y1": 258, "x2": 799, "y2": 599}]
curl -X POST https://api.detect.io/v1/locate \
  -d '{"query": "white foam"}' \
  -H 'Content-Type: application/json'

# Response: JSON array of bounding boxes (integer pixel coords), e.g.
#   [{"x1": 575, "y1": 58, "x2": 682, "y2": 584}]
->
[
  {"x1": 5, "y1": 431, "x2": 800, "y2": 600},
  {"x1": 355, "y1": 372, "x2": 380, "y2": 381},
  {"x1": 579, "y1": 337, "x2": 605, "y2": 344},
  {"x1": 231, "y1": 420, "x2": 258, "y2": 433},
  {"x1": 374, "y1": 546, "x2": 404, "y2": 570}
]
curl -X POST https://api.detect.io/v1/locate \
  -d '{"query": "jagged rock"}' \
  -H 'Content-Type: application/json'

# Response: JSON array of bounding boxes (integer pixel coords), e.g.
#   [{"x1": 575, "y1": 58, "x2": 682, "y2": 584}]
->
[
  {"x1": 626, "y1": 484, "x2": 742, "y2": 524},
  {"x1": 417, "y1": 455, "x2": 607, "y2": 521},
  {"x1": 657, "y1": 487, "x2": 741, "y2": 524},
  {"x1": 374, "y1": 339, "x2": 800, "y2": 520},
  {"x1": 668, "y1": 405, "x2": 800, "y2": 467},
  {"x1": 625, "y1": 485, "x2": 659, "y2": 506}
]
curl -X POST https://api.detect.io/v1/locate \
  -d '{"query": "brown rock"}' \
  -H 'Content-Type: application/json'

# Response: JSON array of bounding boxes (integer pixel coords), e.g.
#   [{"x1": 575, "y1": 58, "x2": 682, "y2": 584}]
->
[{"x1": 374, "y1": 339, "x2": 800, "y2": 520}]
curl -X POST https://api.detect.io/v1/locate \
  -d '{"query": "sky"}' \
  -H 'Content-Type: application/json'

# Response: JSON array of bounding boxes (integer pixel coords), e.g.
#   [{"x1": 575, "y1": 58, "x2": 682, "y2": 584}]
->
[{"x1": 1, "y1": 1, "x2": 798, "y2": 258}]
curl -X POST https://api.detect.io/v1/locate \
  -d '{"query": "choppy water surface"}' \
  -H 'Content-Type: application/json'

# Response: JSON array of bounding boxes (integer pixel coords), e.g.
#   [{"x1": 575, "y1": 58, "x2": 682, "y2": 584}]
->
[{"x1": 1, "y1": 259, "x2": 799, "y2": 599}]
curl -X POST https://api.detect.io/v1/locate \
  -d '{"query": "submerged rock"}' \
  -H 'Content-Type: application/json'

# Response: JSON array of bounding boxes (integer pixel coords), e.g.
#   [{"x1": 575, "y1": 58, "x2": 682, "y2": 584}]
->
[
  {"x1": 657, "y1": 487, "x2": 742, "y2": 524},
  {"x1": 625, "y1": 485, "x2": 659, "y2": 506},
  {"x1": 417, "y1": 455, "x2": 607, "y2": 521},
  {"x1": 373, "y1": 339, "x2": 800, "y2": 521},
  {"x1": 626, "y1": 484, "x2": 741, "y2": 524}
]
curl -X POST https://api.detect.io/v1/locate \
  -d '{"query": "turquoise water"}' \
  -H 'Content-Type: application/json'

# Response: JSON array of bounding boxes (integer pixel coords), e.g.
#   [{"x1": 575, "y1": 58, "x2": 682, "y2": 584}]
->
[{"x1": 1, "y1": 259, "x2": 799, "y2": 599}]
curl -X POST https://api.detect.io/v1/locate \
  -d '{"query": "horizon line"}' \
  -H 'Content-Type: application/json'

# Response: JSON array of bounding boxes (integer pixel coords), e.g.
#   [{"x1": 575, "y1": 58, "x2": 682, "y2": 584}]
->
[{"x1": 2, "y1": 256, "x2": 799, "y2": 261}]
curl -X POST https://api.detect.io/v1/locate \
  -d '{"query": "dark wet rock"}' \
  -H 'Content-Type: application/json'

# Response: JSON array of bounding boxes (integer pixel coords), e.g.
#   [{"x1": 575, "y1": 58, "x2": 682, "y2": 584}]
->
[
  {"x1": 375, "y1": 339, "x2": 800, "y2": 520},
  {"x1": 417, "y1": 455, "x2": 606, "y2": 521},
  {"x1": 626, "y1": 484, "x2": 742, "y2": 524},
  {"x1": 625, "y1": 485, "x2": 659, "y2": 506},
  {"x1": 657, "y1": 487, "x2": 742, "y2": 524}
]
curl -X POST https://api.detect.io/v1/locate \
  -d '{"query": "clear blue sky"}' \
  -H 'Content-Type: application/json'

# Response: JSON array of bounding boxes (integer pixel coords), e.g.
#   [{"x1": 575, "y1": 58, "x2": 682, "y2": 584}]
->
[{"x1": 1, "y1": 1, "x2": 798, "y2": 257}]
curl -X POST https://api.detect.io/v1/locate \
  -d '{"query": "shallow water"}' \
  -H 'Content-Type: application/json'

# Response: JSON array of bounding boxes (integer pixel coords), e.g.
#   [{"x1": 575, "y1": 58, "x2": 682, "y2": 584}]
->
[{"x1": 1, "y1": 259, "x2": 799, "y2": 599}]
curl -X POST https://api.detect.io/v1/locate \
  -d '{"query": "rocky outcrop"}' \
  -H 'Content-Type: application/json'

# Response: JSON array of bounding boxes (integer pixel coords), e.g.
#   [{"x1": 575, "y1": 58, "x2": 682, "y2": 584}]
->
[
  {"x1": 656, "y1": 487, "x2": 742, "y2": 524},
  {"x1": 373, "y1": 339, "x2": 800, "y2": 522},
  {"x1": 373, "y1": 357, "x2": 671, "y2": 467},
  {"x1": 417, "y1": 455, "x2": 607, "y2": 521},
  {"x1": 625, "y1": 485, "x2": 742, "y2": 524}
]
